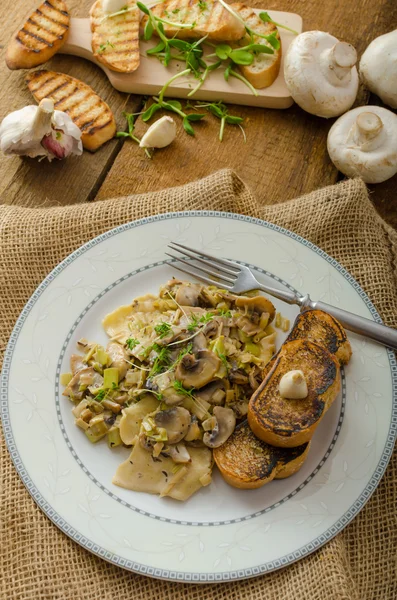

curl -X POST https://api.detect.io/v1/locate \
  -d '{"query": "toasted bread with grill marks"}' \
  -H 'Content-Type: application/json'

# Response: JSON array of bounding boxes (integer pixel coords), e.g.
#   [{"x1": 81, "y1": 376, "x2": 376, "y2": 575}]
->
[
  {"x1": 143, "y1": 0, "x2": 245, "y2": 41},
  {"x1": 90, "y1": 0, "x2": 140, "y2": 73},
  {"x1": 214, "y1": 420, "x2": 310, "y2": 489},
  {"x1": 230, "y1": 3, "x2": 281, "y2": 89},
  {"x1": 6, "y1": 0, "x2": 70, "y2": 70},
  {"x1": 26, "y1": 70, "x2": 116, "y2": 151},
  {"x1": 262, "y1": 309, "x2": 352, "y2": 381},
  {"x1": 249, "y1": 339, "x2": 341, "y2": 448}
]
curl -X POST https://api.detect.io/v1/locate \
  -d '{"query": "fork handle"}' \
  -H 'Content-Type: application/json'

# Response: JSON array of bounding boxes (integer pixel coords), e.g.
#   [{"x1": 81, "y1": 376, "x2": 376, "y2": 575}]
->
[{"x1": 309, "y1": 300, "x2": 397, "y2": 350}]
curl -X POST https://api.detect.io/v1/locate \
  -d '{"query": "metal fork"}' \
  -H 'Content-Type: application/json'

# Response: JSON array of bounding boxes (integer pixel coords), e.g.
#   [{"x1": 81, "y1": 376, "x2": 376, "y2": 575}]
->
[{"x1": 166, "y1": 242, "x2": 397, "y2": 350}]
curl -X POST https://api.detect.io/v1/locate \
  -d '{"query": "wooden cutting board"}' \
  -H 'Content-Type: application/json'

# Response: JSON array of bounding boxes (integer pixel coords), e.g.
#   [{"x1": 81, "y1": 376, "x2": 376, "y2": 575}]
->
[{"x1": 61, "y1": 9, "x2": 302, "y2": 108}]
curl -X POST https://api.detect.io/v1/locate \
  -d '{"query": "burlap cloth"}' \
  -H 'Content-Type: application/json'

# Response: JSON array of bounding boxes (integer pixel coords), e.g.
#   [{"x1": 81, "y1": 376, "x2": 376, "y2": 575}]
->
[{"x1": 0, "y1": 170, "x2": 396, "y2": 600}]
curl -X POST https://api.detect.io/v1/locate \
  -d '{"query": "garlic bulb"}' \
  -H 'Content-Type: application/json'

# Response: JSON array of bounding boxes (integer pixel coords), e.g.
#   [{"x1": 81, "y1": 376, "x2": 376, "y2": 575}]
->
[
  {"x1": 0, "y1": 99, "x2": 83, "y2": 161},
  {"x1": 327, "y1": 105, "x2": 397, "y2": 183},
  {"x1": 359, "y1": 29, "x2": 397, "y2": 109},
  {"x1": 139, "y1": 116, "x2": 176, "y2": 149},
  {"x1": 284, "y1": 31, "x2": 359, "y2": 118}
]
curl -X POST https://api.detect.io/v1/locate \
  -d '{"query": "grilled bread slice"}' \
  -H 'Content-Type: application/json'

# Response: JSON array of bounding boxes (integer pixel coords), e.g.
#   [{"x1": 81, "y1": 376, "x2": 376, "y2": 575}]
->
[
  {"x1": 262, "y1": 309, "x2": 352, "y2": 381},
  {"x1": 6, "y1": 0, "x2": 70, "y2": 70},
  {"x1": 90, "y1": 0, "x2": 140, "y2": 73},
  {"x1": 286, "y1": 309, "x2": 352, "y2": 366},
  {"x1": 249, "y1": 339, "x2": 341, "y2": 448},
  {"x1": 26, "y1": 70, "x2": 116, "y2": 151},
  {"x1": 214, "y1": 420, "x2": 310, "y2": 489},
  {"x1": 230, "y1": 3, "x2": 281, "y2": 89},
  {"x1": 143, "y1": 0, "x2": 245, "y2": 41}
]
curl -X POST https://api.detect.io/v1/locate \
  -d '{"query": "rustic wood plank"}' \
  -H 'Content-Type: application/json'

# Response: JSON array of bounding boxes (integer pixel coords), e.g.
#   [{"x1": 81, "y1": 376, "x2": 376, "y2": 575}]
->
[
  {"x1": 96, "y1": 0, "x2": 397, "y2": 228},
  {"x1": 0, "y1": 0, "x2": 141, "y2": 206}
]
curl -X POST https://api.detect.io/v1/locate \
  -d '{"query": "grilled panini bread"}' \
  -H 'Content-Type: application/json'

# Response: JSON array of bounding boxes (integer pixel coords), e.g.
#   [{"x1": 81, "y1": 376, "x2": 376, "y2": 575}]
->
[
  {"x1": 230, "y1": 3, "x2": 281, "y2": 89},
  {"x1": 90, "y1": 0, "x2": 140, "y2": 73},
  {"x1": 143, "y1": 0, "x2": 245, "y2": 41},
  {"x1": 249, "y1": 339, "x2": 341, "y2": 448},
  {"x1": 262, "y1": 309, "x2": 352, "y2": 381},
  {"x1": 26, "y1": 70, "x2": 116, "y2": 151},
  {"x1": 286, "y1": 309, "x2": 352, "y2": 366},
  {"x1": 6, "y1": 0, "x2": 70, "y2": 70},
  {"x1": 214, "y1": 421, "x2": 310, "y2": 489}
]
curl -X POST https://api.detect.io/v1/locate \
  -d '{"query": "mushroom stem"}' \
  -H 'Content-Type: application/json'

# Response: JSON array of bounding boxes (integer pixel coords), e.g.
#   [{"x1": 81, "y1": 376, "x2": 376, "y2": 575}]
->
[
  {"x1": 322, "y1": 42, "x2": 357, "y2": 82},
  {"x1": 31, "y1": 98, "x2": 54, "y2": 141},
  {"x1": 349, "y1": 112, "x2": 385, "y2": 151}
]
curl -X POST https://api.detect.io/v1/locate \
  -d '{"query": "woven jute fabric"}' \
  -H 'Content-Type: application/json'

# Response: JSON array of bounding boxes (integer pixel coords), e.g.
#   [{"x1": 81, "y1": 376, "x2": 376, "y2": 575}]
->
[{"x1": 0, "y1": 170, "x2": 396, "y2": 600}]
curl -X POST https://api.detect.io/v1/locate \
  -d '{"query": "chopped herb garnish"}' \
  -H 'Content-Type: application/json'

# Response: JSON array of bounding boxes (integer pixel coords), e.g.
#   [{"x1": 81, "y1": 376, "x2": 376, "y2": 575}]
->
[
  {"x1": 200, "y1": 312, "x2": 215, "y2": 324},
  {"x1": 171, "y1": 8, "x2": 180, "y2": 13},
  {"x1": 96, "y1": 390, "x2": 106, "y2": 401},
  {"x1": 187, "y1": 315, "x2": 200, "y2": 332},
  {"x1": 219, "y1": 308, "x2": 232, "y2": 318},
  {"x1": 126, "y1": 337, "x2": 140, "y2": 350},
  {"x1": 98, "y1": 40, "x2": 115, "y2": 53},
  {"x1": 111, "y1": 382, "x2": 119, "y2": 390},
  {"x1": 173, "y1": 380, "x2": 195, "y2": 399},
  {"x1": 154, "y1": 322, "x2": 172, "y2": 338},
  {"x1": 198, "y1": 0, "x2": 208, "y2": 9},
  {"x1": 147, "y1": 344, "x2": 171, "y2": 377},
  {"x1": 218, "y1": 352, "x2": 229, "y2": 372}
]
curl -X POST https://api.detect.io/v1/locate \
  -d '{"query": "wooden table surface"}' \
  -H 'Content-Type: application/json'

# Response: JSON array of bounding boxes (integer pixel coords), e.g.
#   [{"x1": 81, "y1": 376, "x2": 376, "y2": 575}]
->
[{"x1": 1, "y1": 0, "x2": 396, "y2": 227}]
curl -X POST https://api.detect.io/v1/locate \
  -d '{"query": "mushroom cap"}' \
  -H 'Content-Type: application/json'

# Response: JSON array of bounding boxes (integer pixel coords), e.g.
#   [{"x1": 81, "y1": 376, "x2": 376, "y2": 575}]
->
[
  {"x1": 359, "y1": 29, "x2": 397, "y2": 109},
  {"x1": 203, "y1": 407, "x2": 236, "y2": 448},
  {"x1": 284, "y1": 31, "x2": 359, "y2": 118},
  {"x1": 175, "y1": 350, "x2": 221, "y2": 389},
  {"x1": 154, "y1": 406, "x2": 191, "y2": 444},
  {"x1": 175, "y1": 283, "x2": 202, "y2": 307},
  {"x1": 327, "y1": 105, "x2": 397, "y2": 183}
]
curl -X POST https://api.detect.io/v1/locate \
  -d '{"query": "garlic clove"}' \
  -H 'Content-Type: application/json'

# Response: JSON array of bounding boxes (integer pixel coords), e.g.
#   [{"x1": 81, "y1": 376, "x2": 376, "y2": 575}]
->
[
  {"x1": 139, "y1": 116, "x2": 176, "y2": 149},
  {"x1": 279, "y1": 370, "x2": 308, "y2": 400},
  {"x1": 102, "y1": 0, "x2": 128, "y2": 14}
]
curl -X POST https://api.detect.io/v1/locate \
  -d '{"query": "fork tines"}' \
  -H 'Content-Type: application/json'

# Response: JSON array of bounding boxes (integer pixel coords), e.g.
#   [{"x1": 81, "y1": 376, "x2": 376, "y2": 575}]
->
[{"x1": 166, "y1": 242, "x2": 239, "y2": 290}]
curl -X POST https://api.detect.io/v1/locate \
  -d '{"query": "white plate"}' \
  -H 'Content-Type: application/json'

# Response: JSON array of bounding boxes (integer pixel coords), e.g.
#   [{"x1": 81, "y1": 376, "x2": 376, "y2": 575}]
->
[{"x1": 1, "y1": 212, "x2": 396, "y2": 583}]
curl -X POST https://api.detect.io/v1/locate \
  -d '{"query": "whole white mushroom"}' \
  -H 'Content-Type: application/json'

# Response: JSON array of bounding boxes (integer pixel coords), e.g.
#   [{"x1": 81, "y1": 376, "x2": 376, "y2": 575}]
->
[
  {"x1": 284, "y1": 31, "x2": 359, "y2": 118},
  {"x1": 327, "y1": 105, "x2": 397, "y2": 183},
  {"x1": 360, "y1": 29, "x2": 397, "y2": 109}
]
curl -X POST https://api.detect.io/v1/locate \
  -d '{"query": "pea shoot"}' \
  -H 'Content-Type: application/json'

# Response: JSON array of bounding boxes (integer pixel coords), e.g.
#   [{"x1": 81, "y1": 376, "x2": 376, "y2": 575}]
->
[
  {"x1": 195, "y1": 101, "x2": 245, "y2": 142},
  {"x1": 259, "y1": 12, "x2": 298, "y2": 35}
]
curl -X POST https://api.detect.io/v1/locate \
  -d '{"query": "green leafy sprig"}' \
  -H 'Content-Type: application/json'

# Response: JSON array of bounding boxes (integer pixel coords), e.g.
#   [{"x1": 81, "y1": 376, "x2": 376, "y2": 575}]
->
[
  {"x1": 195, "y1": 101, "x2": 245, "y2": 142},
  {"x1": 259, "y1": 11, "x2": 298, "y2": 35}
]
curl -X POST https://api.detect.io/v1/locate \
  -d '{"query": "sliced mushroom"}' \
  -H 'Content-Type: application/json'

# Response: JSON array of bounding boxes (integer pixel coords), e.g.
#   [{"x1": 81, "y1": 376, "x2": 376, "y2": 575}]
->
[
  {"x1": 203, "y1": 319, "x2": 221, "y2": 339},
  {"x1": 235, "y1": 295, "x2": 275, "y2": 322},
  {"x1": 154, "y1": 407, "x2": 191, "y2": 444},
  {"x1": 63, "y1": 367, "x2": 96, "y2": 401},
  {"x1": 203, "y1": 407, "x2": 236, "y2": 448},
  {"x1": 184, "y1": 415, "x2": 202, "y2": 441},
  {"x1": 106, "y1": 341, "x2": 129, "y2": 380},
  {"x1": 249, "y1": 366, "x2": 262, "y2": 391},
  {"x1": 192, "y1": 331, "x2": 208, "y2": 352},
  {"x1": 195, "y1": 380, "x2": 228, "y2": 405},
  {"x1": 168, "y1": 443, "x2": 191, "y2": 464},
  {"x1": 70, "y1": 354, "x2": 86, "y2": 375},
  {"x1": 175, "y1": 283, "x2": 202, "y2": 307},
  {"x1": 162, "y1": 386, "x2": 185, "y2": 406},
  {"x1": 175, "y1": 350, "x2": 221, "y2": 389},
  {"x1": 229, "y1": 369, "x2": 249, "y2": 385}
]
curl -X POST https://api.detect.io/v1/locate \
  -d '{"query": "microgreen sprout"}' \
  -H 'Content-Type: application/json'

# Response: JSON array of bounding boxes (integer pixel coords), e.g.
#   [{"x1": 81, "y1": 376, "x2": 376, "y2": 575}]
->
[
  {"x1": 126, "y1": 337, "x2": 140, "y2": 350},
  {"x1": 137, "y1": 2, "x2": 195, "y2": 32},
  {"x1": 173, "y1": 380, "x2": 195, "y2": 399},
  {"x1": 100, "y1": 5, "x2": 135, "y2": 23},
  {"x1": 259, "y1": 12, "x2": 298, "y2": 35},
  {"x1": 195, "y1": 101, "x2": 245, "y2": 141},
  {"x1": 154, "y1": 322, "x2": 172, "y2": 338},
  {"x1": 116, "y1": 112, "x2": 152, "y2": 158}
]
